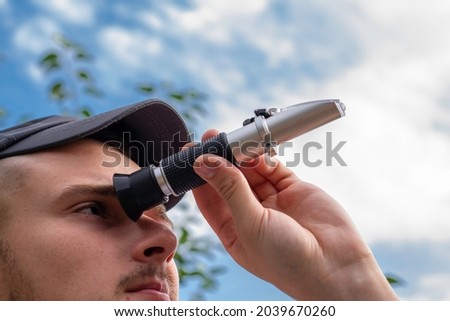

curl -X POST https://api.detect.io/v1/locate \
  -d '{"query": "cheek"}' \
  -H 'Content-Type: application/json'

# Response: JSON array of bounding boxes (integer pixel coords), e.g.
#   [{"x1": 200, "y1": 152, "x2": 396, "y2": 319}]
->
[
  {"x1": 8, "y1": 219, "x2": 121, "y2": 299},
  {"x1": 167, "y1": 260, "x2": 179, "y2": 300}
]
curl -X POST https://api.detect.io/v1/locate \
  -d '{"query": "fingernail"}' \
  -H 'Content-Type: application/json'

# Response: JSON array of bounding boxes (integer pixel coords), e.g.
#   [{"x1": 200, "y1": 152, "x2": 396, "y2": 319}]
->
[{"x1": 195, "y1": 158, "x2": 221, "y2": 179}]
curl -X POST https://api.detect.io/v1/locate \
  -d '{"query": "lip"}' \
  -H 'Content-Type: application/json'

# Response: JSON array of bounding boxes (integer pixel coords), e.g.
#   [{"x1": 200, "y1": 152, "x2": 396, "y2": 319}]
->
[{"x1": 124, "y1": 280, "x2": 171, "y2": 301}]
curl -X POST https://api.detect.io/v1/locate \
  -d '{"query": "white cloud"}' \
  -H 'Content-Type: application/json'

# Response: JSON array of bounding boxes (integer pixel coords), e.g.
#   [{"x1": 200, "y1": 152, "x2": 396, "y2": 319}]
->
[
  {"x1": 32, "y1": 0, "x2": 94, "y2": 25},
  {"x1": 108, "y1": 0, "x2": 361, "y2": 116},
  {"x1": 13, "y1": 18, "x2": 60, "y2": 55},
  {"x1": 161, "y1": 0, "x2": 296, "y2": 66},
  {"x1": 405, "y1": 273, "x2": 450, "y2": 300},
  {"x1": 11, "y1": 17, "x2": 60, "y2": 83},
  {"x1": 0, "y1": 0, "x2": 8, "y2": 9},
  {"x1": 137, "y1": 12, "x2": 163, "y2": 30},
  {"x1": 26, "y1": 63, "x2": 45, "y2": 83},
  {"x1": 189, "y1": 62, "x2": 246, "y2": 97},
  {"x1": 165, "y1": 0, "x2": 267, "y2": 37},
  {"x1": 97, "y1": 26, "x2": 162, "y2": 70}
]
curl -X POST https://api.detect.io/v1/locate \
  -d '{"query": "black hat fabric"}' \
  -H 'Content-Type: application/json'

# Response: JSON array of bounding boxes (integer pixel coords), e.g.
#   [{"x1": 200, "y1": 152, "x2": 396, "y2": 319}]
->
[{"x1": 0, "y1": 99, "x2": 190, "y2": 210}]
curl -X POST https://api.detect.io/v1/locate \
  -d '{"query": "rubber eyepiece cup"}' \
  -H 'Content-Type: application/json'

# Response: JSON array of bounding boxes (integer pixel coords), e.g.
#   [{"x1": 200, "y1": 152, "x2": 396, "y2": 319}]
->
[{"x1": 113, "y1": 167, "x2": 167, "y2": 222}]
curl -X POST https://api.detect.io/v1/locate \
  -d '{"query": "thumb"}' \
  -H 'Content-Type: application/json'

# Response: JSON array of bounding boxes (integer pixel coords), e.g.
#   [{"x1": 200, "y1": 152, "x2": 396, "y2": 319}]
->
[{"x1": 194, "y1": 154, "x2": 264, "y2": 228}]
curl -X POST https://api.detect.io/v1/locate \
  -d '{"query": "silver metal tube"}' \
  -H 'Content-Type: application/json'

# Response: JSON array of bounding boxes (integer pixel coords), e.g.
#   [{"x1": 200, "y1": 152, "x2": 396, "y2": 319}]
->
[{"x1": 226, "y1": 99, "x2": 345, "y2": 163}]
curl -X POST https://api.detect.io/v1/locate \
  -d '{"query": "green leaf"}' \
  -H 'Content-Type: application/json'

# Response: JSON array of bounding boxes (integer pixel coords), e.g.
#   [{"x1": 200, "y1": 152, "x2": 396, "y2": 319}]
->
[
  {"x1": 50, "y1": 82, "x2": 66, "y2": 100},
  {"x1": 178, "y1": 227, "x2": 189, "y2": 245},
  {"x1": 174, "y1": 252, "x2": 186, "y2": 265},
  {"x1": 169, "y1": 92, "x2": 184, "y2": 101},
  {"x1": 385, "y1": 273, "x2": 404, "y2": 287},
  {"x1": 40, "y1": 52, "x2": 58, "y2": 64},
  {"x1": 138, "y1": 84, "x2": 155, "y2": 93},
  {"x1": 79, "y1": 106, "x2": 92, "y2": 117},
  {"x1": 40, "y1": 52, "x2": 60, "y2": 72},
  {"x1": 77, "y1": 70, "x2": 90, "y2": 81},
  {"x1": 75, "y1": 49, "x2": 91, "y2": 60},
  {"x1": 387, "y1": 276, "x2": 399, "y2": 285}
]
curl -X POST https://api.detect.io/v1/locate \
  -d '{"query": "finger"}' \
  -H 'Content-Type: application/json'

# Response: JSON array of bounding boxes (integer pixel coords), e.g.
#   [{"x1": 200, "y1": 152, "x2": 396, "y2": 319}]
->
[
  {"x1": 241, "y1": 155, "x2": 298, "y2": 192},
  {"x1": 181, "y1": 129, "x2": 220, "y2": 151},
  {"x1": 192, "y1": 181, "x2": 239, "y2": 250},
  {"x1": 193, "y1": 154, "x2": 265, "y2": 242},
  {"x1": 181, "y1": 141, "x2": 196, "y2": 150},
  {"x1": 201, "y1": 129, "x2": 219, "y2": 141}
]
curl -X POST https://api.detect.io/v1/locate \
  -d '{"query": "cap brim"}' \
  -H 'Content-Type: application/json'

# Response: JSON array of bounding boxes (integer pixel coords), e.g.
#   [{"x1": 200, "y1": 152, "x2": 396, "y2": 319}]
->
[{"x1": 0, "y1": 99, "x2": 190, "y2": 211}]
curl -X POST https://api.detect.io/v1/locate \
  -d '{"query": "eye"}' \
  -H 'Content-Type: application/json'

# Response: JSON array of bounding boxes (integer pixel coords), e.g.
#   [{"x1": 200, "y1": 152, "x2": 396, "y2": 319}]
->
[{"x1": 76, "y1": 202, "x2": 107, "y2": 218}]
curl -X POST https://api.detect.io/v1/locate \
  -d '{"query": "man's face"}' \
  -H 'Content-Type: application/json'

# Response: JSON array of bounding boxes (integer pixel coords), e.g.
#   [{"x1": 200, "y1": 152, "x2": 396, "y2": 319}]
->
[{"x1": 0, "y1": 139, "x2": 179, "y2": 300}]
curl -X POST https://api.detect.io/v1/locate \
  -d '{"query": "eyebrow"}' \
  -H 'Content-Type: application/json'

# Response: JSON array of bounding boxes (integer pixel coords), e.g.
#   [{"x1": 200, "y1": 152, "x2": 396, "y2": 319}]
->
[
  {"x1": 58, "y1": 184, "x2": 173, "y2": 227},
  {"x1": 58, "y1": 184, "x2": 118, "y2": 201}
]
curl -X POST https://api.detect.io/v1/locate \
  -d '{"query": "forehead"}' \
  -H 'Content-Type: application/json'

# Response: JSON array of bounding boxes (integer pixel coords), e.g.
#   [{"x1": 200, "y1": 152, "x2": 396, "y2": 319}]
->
[{"x1": 21, "y1": 139, "x2": 140, "y2": 186}]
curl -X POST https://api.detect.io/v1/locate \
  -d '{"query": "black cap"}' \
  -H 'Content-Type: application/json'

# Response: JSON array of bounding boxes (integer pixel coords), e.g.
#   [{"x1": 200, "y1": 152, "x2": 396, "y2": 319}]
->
[{"x1": 0, "y1": 99, "x2": 190, "y2": 211}]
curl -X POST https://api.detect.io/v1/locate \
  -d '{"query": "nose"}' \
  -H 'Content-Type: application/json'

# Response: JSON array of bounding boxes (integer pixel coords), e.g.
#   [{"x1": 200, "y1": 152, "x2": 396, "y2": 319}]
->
[{"x1": 131, "y1": 216, "x2": 178, "y2": 264}]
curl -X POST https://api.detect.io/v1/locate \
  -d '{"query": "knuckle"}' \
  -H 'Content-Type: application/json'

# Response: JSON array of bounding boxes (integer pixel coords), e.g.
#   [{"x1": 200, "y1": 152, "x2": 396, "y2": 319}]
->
[{"x1": 216, "y1": 174, "x2": 240, "y2": 202}]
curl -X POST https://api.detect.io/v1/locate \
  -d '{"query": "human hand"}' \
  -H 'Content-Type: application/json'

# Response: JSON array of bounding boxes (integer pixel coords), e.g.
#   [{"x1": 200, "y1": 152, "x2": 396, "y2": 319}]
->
[{"x1": 192, "y1": 129, "x2": 398, "y2": 300}]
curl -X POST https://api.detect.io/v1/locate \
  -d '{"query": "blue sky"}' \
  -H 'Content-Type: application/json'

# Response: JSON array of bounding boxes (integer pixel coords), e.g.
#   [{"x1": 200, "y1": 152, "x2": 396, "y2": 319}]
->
[{"x1": 1, "y1": 0, "x2": 450, "y2": 300}]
